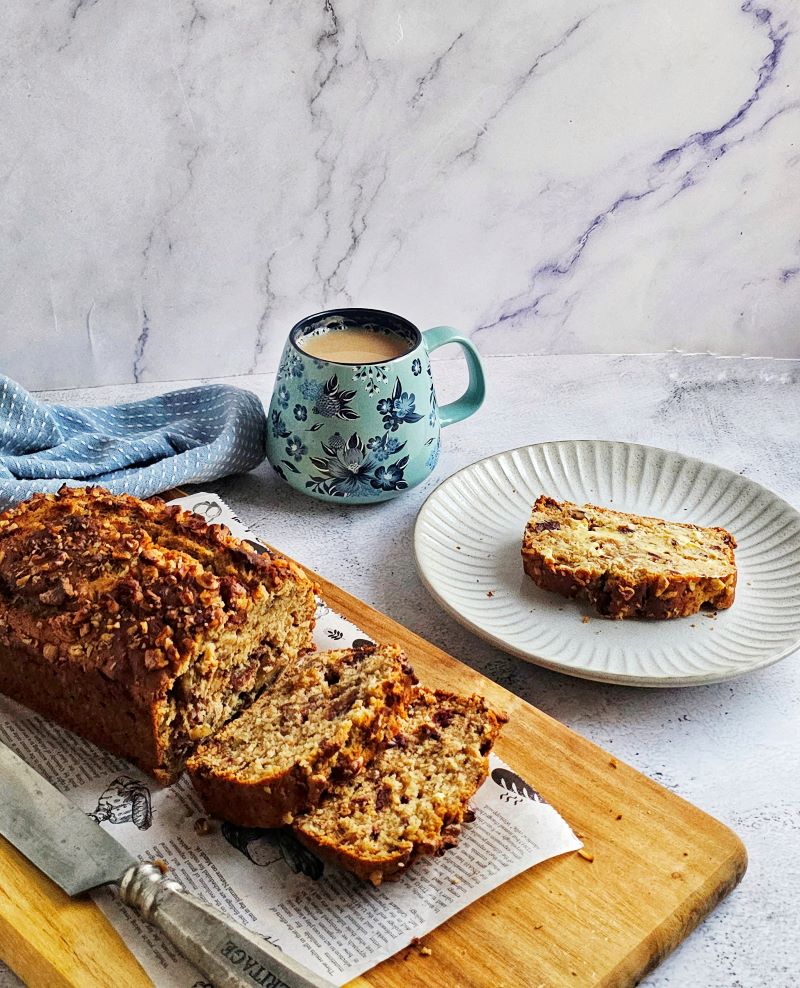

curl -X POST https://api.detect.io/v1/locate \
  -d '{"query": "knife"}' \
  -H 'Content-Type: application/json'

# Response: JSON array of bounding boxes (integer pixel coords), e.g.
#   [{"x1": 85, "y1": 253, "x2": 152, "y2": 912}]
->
[{"x1": 0, "y1": 740, "x2": 335, "y2": 988}]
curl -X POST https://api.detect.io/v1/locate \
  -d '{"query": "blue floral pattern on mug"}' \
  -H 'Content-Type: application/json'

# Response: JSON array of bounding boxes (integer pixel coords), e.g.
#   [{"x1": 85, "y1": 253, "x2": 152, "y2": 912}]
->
[
  {"x1": 377, "y1": 378, "x2": 424, "y2": 432},
  {"x1": 427, "y1": 362, "x2": 438, "y2": 426},
  {"x1": 306, "y1": 433, "x2": 409, "y2": 497},
  {"x1": 300, "y1": 380, "x2": 322, "y2": 401},
  {"x1": 312, "y1": 375, "x2": 360, "y2": 420},
  {"x1": 278, "y1": 350, "x2": 305, "y2": 380},
  {"x1": 271, "y1": 410, "x2": 291, "y2": 439},
  {"x1": 353, "y1": 364, "x2": 388, "y2": 396},
  {"x1": 426, "y1": 436, "x2": 441, "y2": 471},
  {"x1": 372, "y1": 461, "x2": 409, "y2": 491},
  {"x1": 286, "y1": 435, "x2": 307, "y2": 461},
  {"x1": 367, "y1": 433, "x2": 406, "y2": 461}
]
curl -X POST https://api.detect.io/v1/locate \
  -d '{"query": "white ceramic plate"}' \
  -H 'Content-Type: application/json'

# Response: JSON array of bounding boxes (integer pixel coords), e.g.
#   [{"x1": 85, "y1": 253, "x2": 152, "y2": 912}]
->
[{"x1": 414, "y1": 440, "x2": 800, "y2": 686}]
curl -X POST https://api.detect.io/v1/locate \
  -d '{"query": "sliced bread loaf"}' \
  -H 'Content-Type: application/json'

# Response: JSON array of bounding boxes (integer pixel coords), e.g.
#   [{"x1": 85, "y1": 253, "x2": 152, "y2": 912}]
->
[
  {"x1": 0, "y1": 486, "x2": 316, "y2": 783},
  {"x1": 522, "y1": 494, "x2": 737, "y2": 619},
  {"x1": 293, "y1": 687, "x2": 507, "y2": 885},
  {"x1": 186, "y1": 643, "x2": 416, "y2": 827}
]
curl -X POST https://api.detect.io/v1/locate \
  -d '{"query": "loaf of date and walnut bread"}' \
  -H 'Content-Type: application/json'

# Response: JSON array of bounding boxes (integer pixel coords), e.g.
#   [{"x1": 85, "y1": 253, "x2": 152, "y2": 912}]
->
[
  {"x1": 293, "y1": 687, "x2": 507, "y2": 885},
  {"x1": 522, "y1": 494, "x2": 737, "y2": 620},
  {"x1": 187, "y1": 643, "x2": 417, "y2": 827},
  {"x1": 0, "y1": 486, "x2": 316, "y2": 782}
]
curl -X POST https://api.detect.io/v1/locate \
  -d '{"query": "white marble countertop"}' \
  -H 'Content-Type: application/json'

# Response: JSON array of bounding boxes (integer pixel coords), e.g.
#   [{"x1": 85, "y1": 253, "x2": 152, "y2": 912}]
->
[
  {"x1": 2, "y1": 352, "x2": 799, "y2": 987},
  {"x1": 2, "y1": 0, "x2": 799, "y2": 389}
]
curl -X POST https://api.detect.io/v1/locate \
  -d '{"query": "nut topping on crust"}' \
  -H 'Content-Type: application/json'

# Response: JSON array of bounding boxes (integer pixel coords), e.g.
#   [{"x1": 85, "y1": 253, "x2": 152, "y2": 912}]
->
[{"x1": 0, "y1": 486, "x2": 307, "y2": 681}]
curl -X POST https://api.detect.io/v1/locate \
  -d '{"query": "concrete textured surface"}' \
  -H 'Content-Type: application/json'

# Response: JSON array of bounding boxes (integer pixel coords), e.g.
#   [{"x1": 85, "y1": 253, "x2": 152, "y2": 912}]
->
[{"x1": 1, "y1": 352, "x2": 798, "y2": 987}]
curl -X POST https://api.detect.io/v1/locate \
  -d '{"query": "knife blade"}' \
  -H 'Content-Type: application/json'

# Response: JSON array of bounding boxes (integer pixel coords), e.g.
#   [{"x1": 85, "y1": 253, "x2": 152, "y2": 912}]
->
[{"x1": 0, "y1": 739, "x2": 335, "y2": 988}]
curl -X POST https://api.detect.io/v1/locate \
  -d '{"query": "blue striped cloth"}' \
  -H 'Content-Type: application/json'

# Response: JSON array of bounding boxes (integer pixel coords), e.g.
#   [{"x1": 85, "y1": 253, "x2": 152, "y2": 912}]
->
[{"x1": 0, "y1": 375, "x2": 267, "y2": 508}]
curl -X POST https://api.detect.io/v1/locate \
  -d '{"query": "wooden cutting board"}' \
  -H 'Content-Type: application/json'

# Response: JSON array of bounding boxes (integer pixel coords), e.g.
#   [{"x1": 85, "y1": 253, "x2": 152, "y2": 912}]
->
[{"x1": 0, "y1": 558, "x2": 746, "y2": 988}]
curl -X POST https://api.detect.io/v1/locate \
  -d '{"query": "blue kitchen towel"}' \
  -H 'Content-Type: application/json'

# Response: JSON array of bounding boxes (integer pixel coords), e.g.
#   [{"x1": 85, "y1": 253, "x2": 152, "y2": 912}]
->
[{"x1": 0, "y1": 375, "x2": 267, "y2": 508}]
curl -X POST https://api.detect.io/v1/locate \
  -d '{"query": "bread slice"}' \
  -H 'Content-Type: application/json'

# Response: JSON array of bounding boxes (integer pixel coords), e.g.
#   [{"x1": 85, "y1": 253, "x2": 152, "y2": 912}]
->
[
  {"x1": 187, "y1": 643, "x2": 416, "y2": 827},
  {"x1": 293, "y1": 687, "x2": 507, "y2": 885},
  {"x1": 522, "y1": 495, "x2": 737, "y2": 619}
]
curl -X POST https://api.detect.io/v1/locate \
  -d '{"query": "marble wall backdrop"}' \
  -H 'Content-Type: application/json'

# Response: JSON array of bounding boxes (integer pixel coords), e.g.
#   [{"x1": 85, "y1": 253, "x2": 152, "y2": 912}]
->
[{"x1": 1, "y1": 0, "x2": 798, "y2": 389}]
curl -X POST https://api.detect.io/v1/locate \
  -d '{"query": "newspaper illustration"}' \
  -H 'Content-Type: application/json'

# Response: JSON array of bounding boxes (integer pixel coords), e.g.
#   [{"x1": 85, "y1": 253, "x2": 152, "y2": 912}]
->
[{"x1": 0, "y1": 493, "x2": 581, "y2": 987}]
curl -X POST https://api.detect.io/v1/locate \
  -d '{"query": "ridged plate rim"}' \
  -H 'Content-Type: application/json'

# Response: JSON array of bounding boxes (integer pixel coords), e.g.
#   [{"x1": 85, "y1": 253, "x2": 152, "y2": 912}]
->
[{"x1": 413, "y1": 439, "x2": 800, "y2": 687}]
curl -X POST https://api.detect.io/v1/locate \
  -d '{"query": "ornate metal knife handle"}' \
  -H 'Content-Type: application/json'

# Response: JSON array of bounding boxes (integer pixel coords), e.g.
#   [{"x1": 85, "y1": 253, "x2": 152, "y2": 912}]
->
[{"x1": 119, "y1": 863, "x2": 334, "y2": 988}]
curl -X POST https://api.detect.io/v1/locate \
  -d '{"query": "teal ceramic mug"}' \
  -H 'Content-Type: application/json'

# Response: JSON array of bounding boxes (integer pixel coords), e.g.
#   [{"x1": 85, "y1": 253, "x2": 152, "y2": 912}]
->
[{"x1": 266, "y1": 308, "x2": 485, "y2": 502}]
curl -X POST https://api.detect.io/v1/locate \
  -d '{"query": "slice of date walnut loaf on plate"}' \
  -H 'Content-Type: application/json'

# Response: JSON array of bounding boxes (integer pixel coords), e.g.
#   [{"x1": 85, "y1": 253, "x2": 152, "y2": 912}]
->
[
  {"x1": 0, "y1": 486, "x2": 316, "y2": 782},
  {"x1": 187, "y1": 643, "x2": 416, "y2": 827},
  {"x1": 293, "y1": 687, "x2": 508, "y2": 885},
  {"x1": 522, "y1": 494, "x2": 737, "y2": 620}
]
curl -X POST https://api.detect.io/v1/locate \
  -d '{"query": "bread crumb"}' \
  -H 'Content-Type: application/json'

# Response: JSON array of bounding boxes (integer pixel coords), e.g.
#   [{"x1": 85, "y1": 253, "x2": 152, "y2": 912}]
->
[
  {"x1": 577, "y1": 849, "x2": 594, "y2": 862},
  {"x1": 581, "y1": 615, "x2": 590, "y2": 624},
  {"x1": 609, "y1": 758, "x2": 618, "y2": 768},
  {"x1": 450, "y1": 876, "x2": 461, "y2": 885},
  {"x1": 152, "y1": 858, "x2": 169, "y2": 874},
  {"x1": 194, "y1": 816, "x2": 212, "y2": 836},
  {"x1": 420, "y1": 947, "x2": 432, "y2": 957}
]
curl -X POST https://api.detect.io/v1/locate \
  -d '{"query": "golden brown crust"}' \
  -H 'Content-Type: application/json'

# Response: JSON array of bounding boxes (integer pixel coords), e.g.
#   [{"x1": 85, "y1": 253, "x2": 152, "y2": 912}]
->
[
  {"x1": 189, "y1": 759, "x2": 325, "y2": 829},
  {"x1": 294, "y1": 688, "x2": 507, "y2": 885},
  {"x1": 521, "y1": 495, "x2": 737, "y2": 620},
  {"x1": 0, "y1": 486, "x2": 306, "y2": 685},
  {"x1": 0, "y1": 486, "x2": 316, "y2": 779},
  {"x1": 187, "y1": 644, "x2": 417, "y2": 827}
]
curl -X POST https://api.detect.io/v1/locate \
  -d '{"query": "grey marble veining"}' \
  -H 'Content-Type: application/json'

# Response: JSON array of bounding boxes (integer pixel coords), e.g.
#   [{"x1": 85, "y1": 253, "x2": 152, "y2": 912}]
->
[
  {"x1": 1, "y1": 1, "x2": 799, "y2": 390},
  {"x1": 0, "y1": 352, "x2": 798, "y2": 987}
]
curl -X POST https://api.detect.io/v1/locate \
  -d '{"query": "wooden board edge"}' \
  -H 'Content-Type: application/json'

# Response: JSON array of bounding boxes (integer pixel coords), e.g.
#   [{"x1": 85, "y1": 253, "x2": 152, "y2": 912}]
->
[
  {"x1": 0, "y1": 837, "x2": 153, "y2": 988},
  {"x1": 598, "y1": 833, "x2": 748, "y2": 987}
]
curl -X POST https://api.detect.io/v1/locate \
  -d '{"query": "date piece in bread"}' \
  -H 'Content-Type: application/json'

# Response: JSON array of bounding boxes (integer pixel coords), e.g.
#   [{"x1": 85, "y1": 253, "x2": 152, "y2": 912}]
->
[
  {"x1": 522, "y1": 495, "x2": 737, "y2": 620},
  {"x1": 187, "y1": 644, "x2": 416, "y2": 827},
  {"x1": 293, "y1": 687, "x2": 507, "y2": 885},
  {"x1": 0, "y1": 486, "x2": 316, "y2": 782}
]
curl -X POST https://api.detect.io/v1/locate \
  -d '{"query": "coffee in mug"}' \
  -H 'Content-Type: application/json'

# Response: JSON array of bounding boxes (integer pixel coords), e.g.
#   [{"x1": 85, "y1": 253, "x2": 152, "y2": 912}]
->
[
  {"x1": 297, "y1": 318, "x2": 411, "y2": 364},
  {"x1": 266, "y1": 308, "x2": 485, "y2": 503}
]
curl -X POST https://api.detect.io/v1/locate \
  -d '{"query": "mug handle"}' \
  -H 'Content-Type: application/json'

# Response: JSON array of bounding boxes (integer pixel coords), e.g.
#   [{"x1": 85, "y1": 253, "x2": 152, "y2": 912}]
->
[{"x1": 422, "y1": 326, "x2": 486, "y2": 428}]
